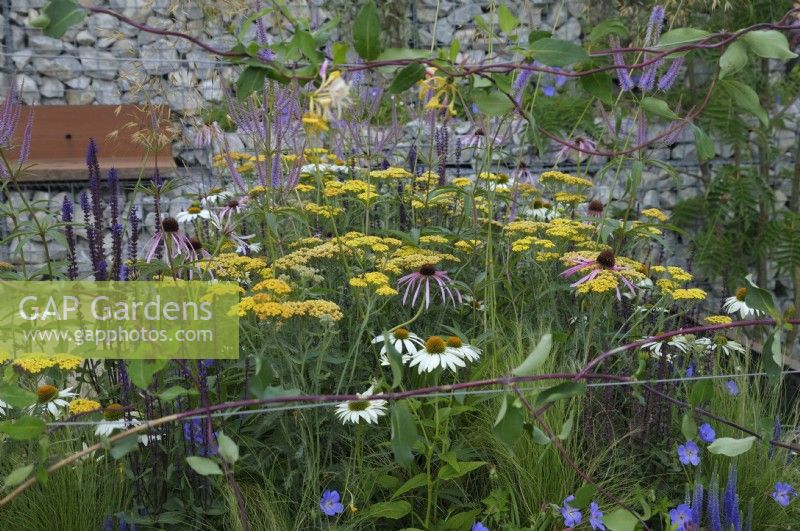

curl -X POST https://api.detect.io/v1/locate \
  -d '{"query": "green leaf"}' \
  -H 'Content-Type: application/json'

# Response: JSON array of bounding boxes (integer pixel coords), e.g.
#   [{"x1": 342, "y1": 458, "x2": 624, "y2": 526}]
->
[
  {"x1": 743, "y1": 274, "x2": 777, "y2": 318},
  {"x1": 528, "y1": 30, "x2": 551, "y2": 45},
  {"x1": 41, "y1": 0, "x2": 86, "y2": 38},
  {"x1": 603, "y1": 508, "x2": 639, "y2": 531},
  {"x1": 558, "y1": 412, "x2": 574, "y2": 440},
  {"x1": 383, "y1": 334, "x2": 404, "y2": 389},
  {"x1": 359, "y1": 500, "x2": 411, "y2": 520},
  {"x1": 109, "y1": 435, "x2": 139, "y2": 460},
  {"x1": 529, "y1": 38, "x2": 588, "y2": 67},
  {"x1": 390, "y1": 401, "x2": 417, "y2": 466},
  {"x1": 0, "y1": 384, "x2": 37, "y2": 408},
  {"x1": 438, "y1": 460, "x2": 486, "y2": 481},
  {"x1": 474, "y1": 91, "x2": 514, "y2": 116},
  {"x1": 0, "y1": 416, "x2": 46, "y2": 440},
  {"x1": 332, "y1": 41, "x2": 349, "y2": 65},
  {"x1": 534, "y1": 381, "x2": 587, "y2": 407},
  {"x1": 641, "y1": 96, "x2": 680, "y2": 120},
  {"x1": 720, "y1": 80, "x2": 768, "y2": 126},
  {"x1": 391, "y1": 473, "x2": 427, "y2": 498},
  {"x1": 157, "y1": 386, "x2": 197, "y2": 401},
  {"x1": 444, "y1": 510, "x2": 481, "y2": 530},
  {"x1": 294, "y1": 29, "x2": 321, "y2": 63},
  {"x1": 388, "y1": 63, "x2": 426, "y2": 94},
  {"x1": 186, "y1": 456, "x2": 223, "y2": 476},
  {"x1": 572, "y1": 484, "x2": 597, "y2": 509},
  {"x1": 763, "y1": 329, "x2": 783, "y2": 381},
  {"x1": 217, "y1": 431, "x2": 240, "y2": 464},
  {"x1": 681, "y1": 412, "x2": 698, "y2": 440},
  {"x1": 580, "y1": 72, "x2": 613, "y2": 105},
  {"x1": 531, "y1": 425, "x2": 551, "y2": 445},
  {"x1": 127, "y1": 359, "x2": 168, "y2": 389},
  {"x1": 512, "y1": 333, "x2": 552, "y2": 376},
  {"x1": 656, "y1": 28, "x2": 709, "y2": 56},
  {"x1": 493, "y1": 395, "x2": 525, "y2": 446},
  {"x1": 449, "y1": 40, "x2": 461, "y2": 62},
  {"x1": 719, "y1": 41, "x2": 748, "y2": 79},
  {"x1": 689, "y1": 379, "x2": 713, "y2": 406},
  {"x1": 4, "y1": 464, "x2": 33, "y2": 489},
  {"x1": 29, "y1": 14, "x2": 51, "y2": 29},
  {"x1": 498, "y1": 5, "x2": 519, "y2": 35},
  {"x1": 707, "y1": 436, "x2": 756, "y2": 457},
  {"x1": 742, "y1": 30, "x2": 798, "y2": 61},
  {"x1": 352, "y1": 0, "x2": 383, "y2": 61},
  {"x1": 588, "y1": 18, "x2": 628, "y2": 43},
  {"x1": 236, "y1": 66, "x2": 268, "y2": 99},
  {"x1": 692, "y1": 125, "x2": 716, "y2": 162}
]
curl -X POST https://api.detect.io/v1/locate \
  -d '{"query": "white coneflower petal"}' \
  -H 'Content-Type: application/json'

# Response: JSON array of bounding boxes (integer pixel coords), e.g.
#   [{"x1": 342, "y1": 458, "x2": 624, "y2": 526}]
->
[{"x1": 408, "y1": 336, "x2": 467, "y2": 374}]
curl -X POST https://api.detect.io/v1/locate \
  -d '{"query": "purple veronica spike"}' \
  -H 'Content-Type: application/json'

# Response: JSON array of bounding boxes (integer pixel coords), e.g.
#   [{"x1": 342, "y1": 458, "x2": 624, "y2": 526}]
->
[
  {"x1": 708, "y1": 469, "x2": 722, "y2": 531},
  {"x1": 0, "y1": 82, "x2": 22, "y2": 147},
  {"x1": 270, "y1": 153, "x2": 282, "y2": 187},
  {"x1": 644, "y1": 6, "x2": 665, "y2": 48},
  {"x1": 609, "y1": 36, "x2": 634, "y2": 91},
  {"x1": 658, "y1": 57, "x2": 684, "y2": 91},
  {"x1": 723, "y1": 463, "x2": 740, "y2": 531},
  {"x1": 691, "y1": 482, "x2": 704, "y2": 526},
  {"x1": 128, "y1": 207, "x2": 139, "y2": 264},
  {"x1": 18, "y1": 106, "x2": 33, "y2": 166}
]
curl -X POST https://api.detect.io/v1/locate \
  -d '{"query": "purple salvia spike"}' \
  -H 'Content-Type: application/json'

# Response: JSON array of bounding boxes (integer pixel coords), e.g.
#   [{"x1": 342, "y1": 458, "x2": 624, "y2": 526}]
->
[
  {"x1": 644, "y1": 6, "x2": 665, "y2": 48},
  {"x1": 609, "y1": 36, "x2": 634, "y2": 92},
  {"x1": 62, "y1": 196, "x2": 78, "y2": 280},
  {"x1": 18, "y1": 105, "x2": 33, "y2": 166},
  {"x1": 253, "y1": 0, "x2": 269, "y2": 46},
  {"x1": 111, "y1": 223, "x2": 123, "y2": 282},
  {"x1": 80, "y1": 190, "x2": 101, "y2": 278},
  {"x1": 128, "y1": 207, "x2": 139, "y2": 266},
  {"x1": 86, "y1": 139, "x2": 106, "y2": 279},
  {"x1": 454, "y1": 138, "x2": 462, "y2": 178},
  {"x1": 657, "y1": 57, "x2": 684, "y2": 91}
]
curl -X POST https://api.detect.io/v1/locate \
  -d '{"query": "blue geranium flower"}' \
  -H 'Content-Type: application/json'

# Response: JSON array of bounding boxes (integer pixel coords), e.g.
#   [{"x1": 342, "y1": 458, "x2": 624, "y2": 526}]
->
[
  {"x1": 320, "y1": 490, "x2": 344, "y2": 516},
  {"x1": 678, "y1": 440, "x2": 701, "y2": 466}
]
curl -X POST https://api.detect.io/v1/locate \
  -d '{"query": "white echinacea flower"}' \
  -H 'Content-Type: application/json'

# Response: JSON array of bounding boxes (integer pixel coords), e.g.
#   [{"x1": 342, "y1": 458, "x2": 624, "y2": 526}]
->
[
  {"x1": 408, "y1": 336, "x2": 467, "y2": 374},
  {"x1": 723, "y1": 287, "x2": 763, "y2": 319},
  {"x1": 372, "y1": 328, "x2": 424, "y2": 366},
  {"x1": 33, "y1": 385, "x2": 76, "y2": 417},
  {"x1": 335, "y1": 385, "x2": 387, "y2": 425}
]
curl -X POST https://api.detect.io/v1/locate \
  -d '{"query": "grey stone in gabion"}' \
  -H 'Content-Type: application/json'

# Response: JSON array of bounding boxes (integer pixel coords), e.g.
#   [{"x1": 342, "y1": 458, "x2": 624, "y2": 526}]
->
[
  {"x1": 199, "y1": 79, "x2": 224, "y2": 101},
  {"x1": 32, "y1": 56, "x2": 82, "y2": 81},
  {"x1": 15, "y1": 74, "x2": 39, "y2": 104},
  {"x1": 88, "y1": 12, "x2": 119, "y2": 31},
  {"x1": 79, "y1": 48, "x2": 119, "y2": 80},
  {"x1": 166, "y1": 90, "x2": 205, "y2": 115},
  {"x1": 555, "y1": 18, "x2": 582, "y2": 41},
  {"x1": 112, "y1": 39, "x2": 136, "y2": 55},
  {"x1": 39, "y1": 78, "x2": 65, "y2": 99},
  {"x1": 76, "y1": 30, "x2": 96, "y2": 46},
  {"x1": 11, "y1": 49, "x2": 33, "y2": 70},
  {"x1": 65, "y1": 76, "x2": 91, "y2": 89},
  {"x1": 140, "y1": 43, "x2": 180, "y2": 75},
  {"x1": 66, "y1": 89, "x2": 96, "y2": 105},
  {"x1": 28, "y1": 34, "x2": 64, "y2": 53},
  {"x1": 642, "y1": 189, "x2": 660, "y2": 208},
  {"x1": 659, "y1": 191, "x2": 677, "y2": 209},
  {"x1": 447, "y1": 3, "x2": 481, "y2": 26},
  {"x1": 96, "y1": 37, "x2": 117, "y2": 49},
  {"x1": 92, "y1": 79, "x2": 120, "y2": 105}
]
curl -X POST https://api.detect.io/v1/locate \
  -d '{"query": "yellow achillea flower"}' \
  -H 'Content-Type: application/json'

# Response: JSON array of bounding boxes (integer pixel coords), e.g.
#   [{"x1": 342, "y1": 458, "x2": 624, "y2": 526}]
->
[
  {"x1": 253, "y1": 278, "x2": 293, "y2": 296},
  {"x1": 197, "y1": 253, "x2": 267, "y2": 280},
  {"x1": 0, "y1": 352, "x2": 9, "y2": 364},
  {"x1": 451, "y1": 177, "x2": 472, "y2": 188},
  {"x1": 68, "y1": 398, "x2": 101, "y2": 415},
  {"x1": 420, "y1": 235, "x2": 449, "y2": 245},
  {"x1": 454, "y1": 240, "x2": 482, "y2": 252},
  {"x1": 302, "y1": 112, "x2": 329, "y2": 133},
  {"x1": 13, "y1": 354, "x2": 82, "y2": 374},
  {"x1": 535, "y1": 252, "x2": 561, "y2": 262},
  {"x1": 349, "y1": 272, "x2": 397, "y2": 297},
  {"x1": 511, "y1": 237, "x2": 556, "y2": 252},
  {"x1": 478, "y1": 172, "x2": 508, "y2": 183},
  {"x1": 554, "y1": 191, "x2": 588, "y2": 204},
  {"x1": 642, "y1": 208, "x2": 669, "y2": 222},
  {"x1": 672, "y1": 288, "x2": 707, "y2": 300},
  {"x1": 235, "y1": 295, "x2": 343, "y2": 321},
  {"x1": 375, "y1": 285, "x2": 399, "y2": 297},
  {"x1": 303, "y1": 202, "x2": 343, "y2": 218},
  {"x1": 656, "y1": 278, "x2": 677, "y2": 292},
  {"x1": 370, "y1": 167, "x2": 413, "y2": 180},
  {"x1": 294, "y1": 183, "x2": 315, "y2": 193},
  {"x1": 539, "y1": 171, "x2": 593, "y2": 188},
  {"x1": 575, "y1": 270, "x2": 619, "y2": 294},
  {"x1": 517, "y1": 183, "x2": 540, "y2": 196},
  {"x1": 667, "y1": 266, "x2": 693, "y2": 282},
  {"x1": 705, "y1": 315, "x2": 733, "y2": 324}
]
